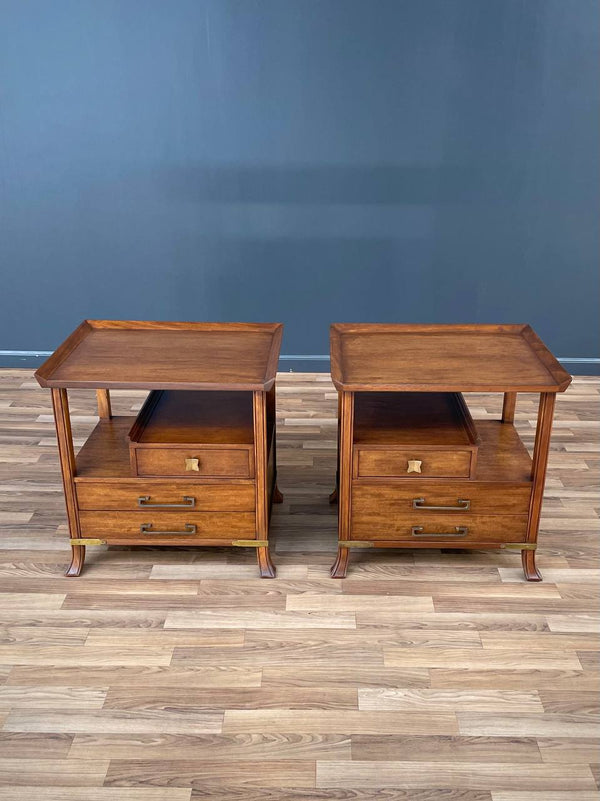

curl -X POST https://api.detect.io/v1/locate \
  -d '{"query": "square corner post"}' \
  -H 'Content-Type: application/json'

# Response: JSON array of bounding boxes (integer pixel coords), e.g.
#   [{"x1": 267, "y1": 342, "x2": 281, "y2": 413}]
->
[
  {"x1": 96, "y1": 389, "x2": 112, "y2": 419},
  {"x1": 523, "y1": 391, "x2": 557, "y2": 581},
  {"x1": 266, "y1": 383, "x2": 283, "y2": 505},
  {"x1": 329, "y1": 391, "x2": 342, "y2": 504},
  {"x1": 502, "y1": 392, "x2": 517, "y2": 423},
  {"x1": 330, "y1": 390, "x2": 354, "y2": 578},
  {"x1": 50, "y1": 388, "x2": 86, "y2": 577},
  {"x1": 253, "y1": 389, "x2": 276, "y2": 578}
]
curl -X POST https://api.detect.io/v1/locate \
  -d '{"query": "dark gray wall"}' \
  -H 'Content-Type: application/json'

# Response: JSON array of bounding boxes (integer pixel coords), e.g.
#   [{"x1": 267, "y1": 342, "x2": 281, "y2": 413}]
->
[{"x1": 1, "y1": 0, "x2": 598, "y2": 370}]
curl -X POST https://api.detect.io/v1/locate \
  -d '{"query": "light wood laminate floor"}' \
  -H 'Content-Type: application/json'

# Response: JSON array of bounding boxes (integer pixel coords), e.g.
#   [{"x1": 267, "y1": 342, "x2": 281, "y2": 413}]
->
[{"x1": 0, "y1": 369, "x2": 598, "y2": 800}]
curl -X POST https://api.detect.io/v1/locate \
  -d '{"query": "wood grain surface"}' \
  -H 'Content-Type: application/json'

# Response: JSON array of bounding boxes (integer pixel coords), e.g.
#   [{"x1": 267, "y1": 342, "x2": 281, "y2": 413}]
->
[
  {"x1": 35, "y1": 321, "x2": 284, "y2": 391},
  {"x1": 0, "y1": 369, "x2": 597, "y2": 800},
  {"x1": 329, "y1": 323, "x2": 572, "y2": 392}
]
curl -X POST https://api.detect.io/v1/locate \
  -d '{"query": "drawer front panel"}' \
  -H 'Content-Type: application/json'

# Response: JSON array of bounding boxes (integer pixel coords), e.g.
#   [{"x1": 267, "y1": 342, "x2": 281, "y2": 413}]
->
[
  {"x1": 352, "y1": 482, "x2": 531, "y2": 516},
  {"x1": 76, "y1": 481, "x2": 255, "y2": 512},
  {"x1": 132, "y1": 447, "x2": 253, "y2": 478},
  {"x1": 79, "y1": 510, "x2": 255, "y2": 542},
  {"x1": 355, "y1": 448, "x2": 472, "y2": 479},
  {"x1": 351, "y1": 510, "x2": 528, "y2": 542}
]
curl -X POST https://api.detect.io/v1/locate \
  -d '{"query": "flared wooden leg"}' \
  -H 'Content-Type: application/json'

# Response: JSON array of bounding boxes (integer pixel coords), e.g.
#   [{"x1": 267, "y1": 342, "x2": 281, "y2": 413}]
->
[
  {"x1": 272, "y1": 484, "x2": 284, "y2": 504},
  {"x1": 523, "y1": 393, "x2": 556, "y2": 584},
  {"x1": 254, "y1": 391, "x2": 276, "y2": 578},
  {"x1": 52, "y1": 388, "x2": 86, "y2": 577},
  {"x1": 332, "y1": 392, "x2": 354, "y2": 577},
  {"x1": 66, "y1": 543, "x2": 86, "y2": 577},
  {"x1": 257, "y1": 546, "x2": 276, "y2": 578},
  {"x1": 330, "y1": 546, "x2": 349, "y2": 579},
  {"x1": 522, "y1": 549, "x2": 542, "y2": 582},
  {"x1": 329, "y1": 486, "x2": 338, "y2": 504}
]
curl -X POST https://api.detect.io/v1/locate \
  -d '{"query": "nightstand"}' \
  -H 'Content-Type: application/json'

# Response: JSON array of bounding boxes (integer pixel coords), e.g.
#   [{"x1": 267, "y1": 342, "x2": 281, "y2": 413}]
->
[
  {"x1": 35, "y1": 320, "x2": 283, "y2": 577},
  {"x1": 329, "y1": 324, "x2": 571, "y2": 581}
]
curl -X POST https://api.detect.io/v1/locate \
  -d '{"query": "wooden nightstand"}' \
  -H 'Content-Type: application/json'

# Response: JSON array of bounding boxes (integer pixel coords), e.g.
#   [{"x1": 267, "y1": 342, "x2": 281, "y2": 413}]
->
[
  {"x1": 35, "y1": 320, "x2": 283, "y2": 578},
  {"x1": 328, "y1": 324, "x2": 572, "y2": 581}
]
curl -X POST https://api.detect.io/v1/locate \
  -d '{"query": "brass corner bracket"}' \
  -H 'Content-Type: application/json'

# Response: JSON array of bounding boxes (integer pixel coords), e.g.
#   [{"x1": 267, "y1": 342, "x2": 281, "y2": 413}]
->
[
  {"x1": 338, "y1": 540, "x2": 375, "y2": 549},
  {"x1": 501, "y1": 542, "x2": 537, "y2": 551},
  {"x1": 69, "y1": 538, "x2": 107, "y2": 546},
  {"x1": 232, "y1": 539, "x2": 270, "y2": 548}
]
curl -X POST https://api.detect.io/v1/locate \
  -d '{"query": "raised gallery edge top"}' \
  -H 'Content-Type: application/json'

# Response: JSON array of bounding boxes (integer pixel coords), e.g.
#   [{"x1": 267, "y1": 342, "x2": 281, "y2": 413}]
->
[
  {"x1": 329, "y1": 323, "x2": 572, "y2": 393},
  {"x1": 35, "y1": 320, "x2": 283, "y2": 391}
]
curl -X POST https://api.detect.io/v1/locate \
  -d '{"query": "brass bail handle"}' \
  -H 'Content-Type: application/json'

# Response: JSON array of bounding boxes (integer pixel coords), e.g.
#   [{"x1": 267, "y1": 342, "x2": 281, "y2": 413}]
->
[
  {"x1": 138, "y1": 496, "x2": 196, "y2": 508},
  {"x1": 411, "y1": 526, "x2": 468, "y2": 538},
  {"x1": 140, "y1": 523, "x2": 197, "y2": 535},
  {"x1": 412, "y1": 498, "x2": 470, "y2": 511}
]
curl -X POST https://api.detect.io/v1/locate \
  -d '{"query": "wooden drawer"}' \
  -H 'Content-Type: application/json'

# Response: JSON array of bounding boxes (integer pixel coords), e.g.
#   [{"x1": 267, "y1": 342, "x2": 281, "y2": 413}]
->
[
  {"x1": 352, "y1": 482, "x2": 531, "y2": 516},
  {"x1": 131, "y1": 447, "x2": 253, "y2": 479},
  {"x1": 351, "y1": 510, "x2": 528, "y2": 542},
  {"x1": 76, "y1": 481, "x2": 255, "y2": 512},
  {"x1": 79, "y1": 510, "x2": 255, "y2": 543},
  {"x1": 355, "y1": 448, "x2": 474, "y2": 479},
  {"x1": 353, "y1": 392, "x2": 479, "y2": 479}
]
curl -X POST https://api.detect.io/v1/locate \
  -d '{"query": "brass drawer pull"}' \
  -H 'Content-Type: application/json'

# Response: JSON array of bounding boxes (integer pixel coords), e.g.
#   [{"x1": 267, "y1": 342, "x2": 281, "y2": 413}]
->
[
  {"x1": 185, "y1": 458, "x2": 200, "y2": 471},
  {"x1": 412, "y1": 497, "x2": 470, "y2": 511},
  {"x1": 140, "y1": 523, "x2": 197, "y2": 535},
  {"x1": 138, "y1": 495, "x2": 196, "y2": 508},
  {"x1": 411, "y1": 525, "x2": 468, "y2": 538}
]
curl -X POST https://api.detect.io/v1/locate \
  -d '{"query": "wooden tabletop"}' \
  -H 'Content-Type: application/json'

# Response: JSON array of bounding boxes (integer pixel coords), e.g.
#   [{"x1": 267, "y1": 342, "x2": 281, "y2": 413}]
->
[
  {"x1": 330, "y1": 324, "x2": 571, "y2": 393},
  {"x1": 35, "y1": 320, "x2": 283, "y2": 391}
]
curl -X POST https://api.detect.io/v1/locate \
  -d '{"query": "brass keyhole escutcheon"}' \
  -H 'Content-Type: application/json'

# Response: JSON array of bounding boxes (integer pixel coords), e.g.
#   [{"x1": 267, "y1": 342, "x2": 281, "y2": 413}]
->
[
  {"x1": 407, "y1": 459, "x2": 422, "y2": 474},
  {"x1": 185, "y1": 457, "x2": 200, "y2": 472}
]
